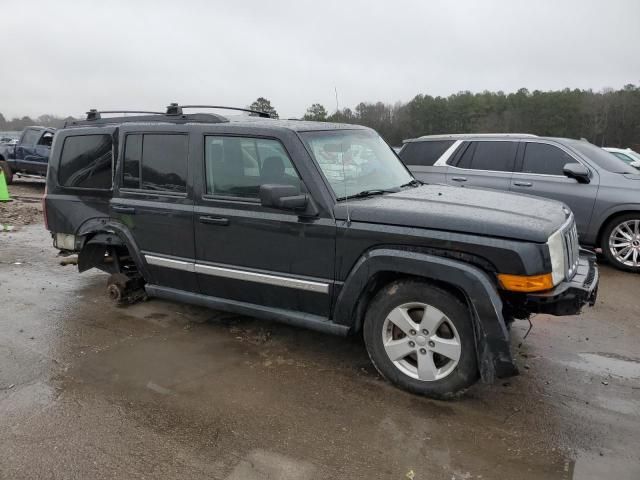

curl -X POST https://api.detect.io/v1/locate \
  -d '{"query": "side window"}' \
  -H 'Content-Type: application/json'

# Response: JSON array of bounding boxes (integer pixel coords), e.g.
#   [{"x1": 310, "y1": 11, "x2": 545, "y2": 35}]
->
[
  {"x1": 58, "y1": 135, "x2": 113, "y2": 189},
  {"x1": 204, "y1": 136, "x2": 301, "y2": 199},
  {"x1": 399, "y1": 140, "x2": 455, "y2": 166},
  {"x1": 464, "y1": 141, "x2": 517, "y2": 172},
  {"x1": 611, "y1": 152, "x2": 633, "y2": 164},
  {"x1": 21, "y1": 129, "x2": 40, "y2": 146},
  {"x1": 38, "y1": 131, "x2": 54, "y2": 147},
  {"x1": 122, "y1": 134, "x2": 188, "y2": 193},
  {"x1": 522, "y1": 143, "x2": 574, "y2": 175}
]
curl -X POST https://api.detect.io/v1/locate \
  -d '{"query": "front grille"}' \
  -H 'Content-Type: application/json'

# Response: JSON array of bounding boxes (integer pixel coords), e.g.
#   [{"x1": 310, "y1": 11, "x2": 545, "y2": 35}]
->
[{"x1": 563, "y1": 219, "x2": 580, "y2": 280}]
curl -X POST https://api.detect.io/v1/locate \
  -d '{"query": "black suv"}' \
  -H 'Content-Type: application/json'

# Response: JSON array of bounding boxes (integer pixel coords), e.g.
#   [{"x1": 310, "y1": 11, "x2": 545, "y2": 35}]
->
[{"x1": 44, "y1": 105, "x2": 599, "y2": 398}]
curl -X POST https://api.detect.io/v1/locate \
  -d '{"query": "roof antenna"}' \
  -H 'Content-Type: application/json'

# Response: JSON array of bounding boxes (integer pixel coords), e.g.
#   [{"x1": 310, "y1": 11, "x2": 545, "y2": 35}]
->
[{"x1": 334, "y1": 86, "x2": 340, "y2": 113}]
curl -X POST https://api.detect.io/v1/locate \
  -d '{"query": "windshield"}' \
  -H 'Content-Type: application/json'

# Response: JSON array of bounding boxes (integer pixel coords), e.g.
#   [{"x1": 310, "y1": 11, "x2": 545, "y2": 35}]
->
[
  {"x1": 566, "y1": 140, "x2": 638, "y2": 174},
  {"x1": 300, "y1": 130, "x2": 414, "y2": 199}
]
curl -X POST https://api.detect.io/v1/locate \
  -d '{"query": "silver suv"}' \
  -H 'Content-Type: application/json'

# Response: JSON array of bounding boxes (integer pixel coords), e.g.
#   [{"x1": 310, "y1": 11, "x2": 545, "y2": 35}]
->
[{"x1": 399, "y1": 134, "x2": 640, "y2": 272}]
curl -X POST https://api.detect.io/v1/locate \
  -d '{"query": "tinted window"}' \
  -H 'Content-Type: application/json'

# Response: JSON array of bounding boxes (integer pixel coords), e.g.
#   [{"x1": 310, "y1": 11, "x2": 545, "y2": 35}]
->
[
  {"x1": 21, "y1": 129, "x2": 40, "y2": 146},
  {"x1": 123, "y1": 134, "x2": 142, "y2": 189},
  {"x1": 122, "y1": 134, "x2": 188, "y2": 193},
  {"x1": 400, "y1": 140, "x2": 455, "y2": 166},
  {"x1": 456, "y1": 141, "x2": 516, "y2": 172},
  {"x1": 522, "y1": 143, "x2": 575, "y2": 175},
  {"x1": 204, "y1": 136, "x2": 301, "y2": 199},
  {"x1": 58, "y1": 135, "x2": 113, "y2": 189}
]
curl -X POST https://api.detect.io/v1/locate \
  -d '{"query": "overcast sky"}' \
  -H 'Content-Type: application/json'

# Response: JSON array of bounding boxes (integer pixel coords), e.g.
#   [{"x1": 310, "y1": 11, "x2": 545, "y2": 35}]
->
[{"x1": 1, "y1": 0, "x2": 639, "y2": 119}]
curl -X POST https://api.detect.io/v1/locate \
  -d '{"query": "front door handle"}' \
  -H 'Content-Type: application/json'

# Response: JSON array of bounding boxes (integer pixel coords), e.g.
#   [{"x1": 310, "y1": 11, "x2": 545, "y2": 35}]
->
[
  {"x1": 451, "y1": 176, "x2": 467, "y2": 182},
  {"x1": 513, "y1": 181, "x2": 533, "y2": 187},
  {"x1": 199, "y1": 216, "x2": 229, "y2": 226},
  {"x1": 112, "y1": 205, "x2": 136, "y2": 214}
]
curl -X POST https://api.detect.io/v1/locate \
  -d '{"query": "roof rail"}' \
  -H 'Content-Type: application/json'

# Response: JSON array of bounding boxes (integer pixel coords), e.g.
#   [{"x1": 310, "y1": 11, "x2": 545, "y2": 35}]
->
[
  {"x1": 166, "y1": 103, "x2": 272, "y2": 118},
  {"x1": 85, "y1": 109, "x2": 164, "y2": 120}
]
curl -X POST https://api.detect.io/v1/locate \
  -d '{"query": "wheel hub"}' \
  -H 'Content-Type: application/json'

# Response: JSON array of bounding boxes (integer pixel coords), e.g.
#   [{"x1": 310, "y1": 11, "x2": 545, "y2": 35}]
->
[
  {"x1": 382, "y1": 302, "x2": 462, "y2": 382},
  {"x1": 609, "y1": 220, "x2": 640, "y2": 267}
]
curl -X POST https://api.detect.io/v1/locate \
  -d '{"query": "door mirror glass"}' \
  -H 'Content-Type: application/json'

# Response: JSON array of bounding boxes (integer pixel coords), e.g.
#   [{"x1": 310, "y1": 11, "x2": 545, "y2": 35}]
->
[
  {"x1": 563, "y1": 163, "x2": 590, "y2": 184},
  {"x1": 259, "y1": 184, "x2": 308, "y2": 211}
]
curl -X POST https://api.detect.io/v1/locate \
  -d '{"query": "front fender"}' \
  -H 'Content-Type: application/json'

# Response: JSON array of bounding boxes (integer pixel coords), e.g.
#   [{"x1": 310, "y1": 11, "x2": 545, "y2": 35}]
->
[{"x1": 334, "y1": 248, "x2": 517, "y2": 382}]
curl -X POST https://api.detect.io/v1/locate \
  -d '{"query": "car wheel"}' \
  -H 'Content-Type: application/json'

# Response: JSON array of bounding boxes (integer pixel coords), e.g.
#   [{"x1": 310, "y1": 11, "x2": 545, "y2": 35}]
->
[
  {"x1": 363, "y1": 280, "x2": 478, "y2": 399},
  {"x1": 601, "y1": 214, "x2": 640, "y2": 272},
  {"x1": 0, "y1": 161, "x2": 13, "y2": 185}
]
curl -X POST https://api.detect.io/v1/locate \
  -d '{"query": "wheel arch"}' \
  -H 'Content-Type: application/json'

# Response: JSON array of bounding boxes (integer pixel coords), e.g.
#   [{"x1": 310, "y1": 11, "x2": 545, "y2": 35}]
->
[
  {"x1": 76, "y1": 218, "x2": 150, "y2": 280},
  {"x1": 333, "y1": 248, "x2": 517, "y2": 382},
  {"x1": 595, "y1": 208, "x2": 640, "y2": 247}
]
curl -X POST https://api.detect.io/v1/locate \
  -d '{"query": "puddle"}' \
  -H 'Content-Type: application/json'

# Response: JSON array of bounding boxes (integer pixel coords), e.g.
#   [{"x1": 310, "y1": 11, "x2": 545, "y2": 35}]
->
[{"x1": 561, "y1": 352, "x2": 640, "y2": 379}]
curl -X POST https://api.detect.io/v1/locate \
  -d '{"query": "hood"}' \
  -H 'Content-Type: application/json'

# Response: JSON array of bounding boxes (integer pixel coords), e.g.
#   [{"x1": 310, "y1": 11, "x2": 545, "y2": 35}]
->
[{"x1": 334, "y1": 185, "x2": 570, "y2": 243}]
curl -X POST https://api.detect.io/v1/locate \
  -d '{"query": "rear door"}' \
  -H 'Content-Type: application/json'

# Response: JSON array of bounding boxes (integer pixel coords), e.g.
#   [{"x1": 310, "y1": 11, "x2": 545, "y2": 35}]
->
[
  {"x1": 15, "y1": 128, "x2": 41, "y2": 170},
  {"x1": 193, "y1": 131, "x2": 336, "y2": 317},
  {"x1": 510, "y1": 141, "x2": 598, "y2": 236},
  {"x1": 446, "y1": 140, "x2": 518, "y2": 191},
  {"x1": 399, "y1": 139, "x2": 458, "y2": 184},
  {"x1": 113, "y1": 129, "x2": 198, "y2": 293}
]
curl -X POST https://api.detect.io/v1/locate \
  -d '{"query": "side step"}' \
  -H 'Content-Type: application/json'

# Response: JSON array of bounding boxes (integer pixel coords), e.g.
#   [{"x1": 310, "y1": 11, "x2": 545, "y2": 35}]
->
[{"x1": 145, "y1": 284, "x2": 349, "y2": 336}]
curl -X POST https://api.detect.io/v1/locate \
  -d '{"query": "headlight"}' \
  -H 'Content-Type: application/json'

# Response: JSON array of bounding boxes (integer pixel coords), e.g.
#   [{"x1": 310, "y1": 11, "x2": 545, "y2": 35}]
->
[{"x1": 547, "y1": 228, "x2": 565, "y2": 286}]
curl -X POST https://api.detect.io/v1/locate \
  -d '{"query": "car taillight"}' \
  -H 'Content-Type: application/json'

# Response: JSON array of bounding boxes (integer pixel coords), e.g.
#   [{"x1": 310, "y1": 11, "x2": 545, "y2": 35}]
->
[{"x1": 42, "y1": 183, "x2": 48, "y2": 230}]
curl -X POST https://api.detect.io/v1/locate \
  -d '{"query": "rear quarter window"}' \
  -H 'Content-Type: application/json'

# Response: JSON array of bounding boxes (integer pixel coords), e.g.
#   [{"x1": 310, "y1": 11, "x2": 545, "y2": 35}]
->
[
  {"x1": 58, "y1": 134, "x2": 113, "y2": 189},
  {"x1": 399, "y1": 140, "x2": 455, "y2": 166}
]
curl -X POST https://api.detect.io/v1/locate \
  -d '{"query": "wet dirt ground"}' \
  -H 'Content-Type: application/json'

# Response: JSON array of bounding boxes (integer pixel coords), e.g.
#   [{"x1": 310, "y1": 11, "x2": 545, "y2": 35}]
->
[{"x1": 1, "y1": 185, "x2": 639, "y2": 479}]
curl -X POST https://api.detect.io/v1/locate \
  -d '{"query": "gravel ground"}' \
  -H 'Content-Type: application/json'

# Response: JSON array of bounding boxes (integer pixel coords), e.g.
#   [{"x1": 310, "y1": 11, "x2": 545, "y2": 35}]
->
[
  {"x1": 0, "y1": 223, "x2": 639, "y2": 479},
  {"x1": 0, "y1": 178, "x2": 45, "y2": 228}
]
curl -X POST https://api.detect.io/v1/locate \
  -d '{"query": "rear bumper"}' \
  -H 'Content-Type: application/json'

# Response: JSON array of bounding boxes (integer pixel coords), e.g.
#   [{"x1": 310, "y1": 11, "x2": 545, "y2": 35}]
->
[{"x1": 523, "y1": 249, "x2": 598, "y2": 316}]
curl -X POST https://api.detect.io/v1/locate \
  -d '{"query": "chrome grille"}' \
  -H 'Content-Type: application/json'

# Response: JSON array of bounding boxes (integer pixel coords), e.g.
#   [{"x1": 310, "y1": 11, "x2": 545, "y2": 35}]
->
[{"x1": 563, "y1": 220, "x2": 580, "y2": 280}]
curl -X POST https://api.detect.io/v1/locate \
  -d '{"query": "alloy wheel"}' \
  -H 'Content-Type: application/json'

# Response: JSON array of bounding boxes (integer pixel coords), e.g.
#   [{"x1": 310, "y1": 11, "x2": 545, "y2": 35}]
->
[
  {"x1": 609, "y1": 219, "x2": 640, "y2": 268},
  {"x1": 381, "y1": 302, "x2": 461, "y2": 381}
]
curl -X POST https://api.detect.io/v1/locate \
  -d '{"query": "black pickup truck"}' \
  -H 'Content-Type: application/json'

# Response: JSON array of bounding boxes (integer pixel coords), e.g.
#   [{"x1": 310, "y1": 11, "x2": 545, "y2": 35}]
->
[
  {"x1": 43, "y1": 105, "x2": 598, "y2": 398},
  {"x1": 0, "y1": 126, "x2": 55, "y2": 183}
]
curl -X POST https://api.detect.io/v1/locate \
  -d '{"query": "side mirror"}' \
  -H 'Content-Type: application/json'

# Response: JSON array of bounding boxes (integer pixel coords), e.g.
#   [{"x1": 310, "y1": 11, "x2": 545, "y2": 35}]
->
[
  {"x1": 563, "y1": 163, "x2": 590, "y2": 184},
  {"x1": 259, "y1": 184, "x2": 308, "y2": 211}
]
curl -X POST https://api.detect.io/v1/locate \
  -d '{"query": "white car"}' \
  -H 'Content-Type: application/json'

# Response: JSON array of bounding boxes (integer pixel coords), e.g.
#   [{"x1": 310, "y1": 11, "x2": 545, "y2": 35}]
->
[{"x1": 603, "y1": 147, "x2": 640, "y2": 169}]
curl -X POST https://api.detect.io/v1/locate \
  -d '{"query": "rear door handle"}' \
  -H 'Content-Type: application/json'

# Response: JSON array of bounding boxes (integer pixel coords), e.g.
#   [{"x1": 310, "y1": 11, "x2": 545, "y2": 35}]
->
[
  {"x1": 112, "y1": 205, "x2": 136, "y2": 214},
  {"x1": 451, "y1": 176, "x2": 467, "y2": 182},
  {"x1": 199, "y1": 216, "x2": 229, "y2": 226},
  {"x1": 513, "y1": 181, "x2": 533, "y2": 187}
]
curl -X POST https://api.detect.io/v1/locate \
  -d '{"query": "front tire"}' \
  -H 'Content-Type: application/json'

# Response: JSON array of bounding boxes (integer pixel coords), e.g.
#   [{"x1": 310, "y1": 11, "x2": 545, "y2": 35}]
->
[
  {"x1": 601, "y1": 214, "x2": 640, "y2": 272},
  {"x1": 363, "y1": 280, "x2": 478, "y2": 399}
]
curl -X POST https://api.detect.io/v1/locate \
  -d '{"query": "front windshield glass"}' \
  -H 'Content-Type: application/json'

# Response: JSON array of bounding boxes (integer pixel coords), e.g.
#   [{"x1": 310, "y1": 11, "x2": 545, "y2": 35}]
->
[
  {"x1": 566, "y1": 140, "x2": 638, "y2": 174},
  {"x1": 300, "y1": 130, "x2": 414, "y2": 199}
]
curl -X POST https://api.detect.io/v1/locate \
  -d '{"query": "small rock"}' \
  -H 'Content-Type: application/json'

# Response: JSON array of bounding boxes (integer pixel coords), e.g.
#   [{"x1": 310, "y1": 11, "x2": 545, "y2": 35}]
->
[
  {"x1": 524, "y1": 364, "x2": 530, "y2": 370},
  {"x1": 602, "y1": 381, "x2": 608, "y2": 385}
]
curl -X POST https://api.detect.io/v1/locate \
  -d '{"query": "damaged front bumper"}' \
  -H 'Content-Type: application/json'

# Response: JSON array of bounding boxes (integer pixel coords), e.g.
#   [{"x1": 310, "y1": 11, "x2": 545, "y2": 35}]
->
[{"x1": 523, "y1": 249, "x2": 599, "y2": 316}]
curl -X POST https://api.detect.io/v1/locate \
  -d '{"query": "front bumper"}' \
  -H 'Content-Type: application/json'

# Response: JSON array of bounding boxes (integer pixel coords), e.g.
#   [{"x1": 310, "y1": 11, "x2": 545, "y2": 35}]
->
[{"x1": 523, "y1": 249, "x2": 598, "y2": 316}]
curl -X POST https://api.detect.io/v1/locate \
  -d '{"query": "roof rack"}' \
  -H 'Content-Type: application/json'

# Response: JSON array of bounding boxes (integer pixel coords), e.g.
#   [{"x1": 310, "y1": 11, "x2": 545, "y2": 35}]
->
[
  {"x1": 166, "y1": 103, "x2": 271, "y2": 118},
  {"x1": 65, "y1": 108, "x2": 230, "y2": 128}
]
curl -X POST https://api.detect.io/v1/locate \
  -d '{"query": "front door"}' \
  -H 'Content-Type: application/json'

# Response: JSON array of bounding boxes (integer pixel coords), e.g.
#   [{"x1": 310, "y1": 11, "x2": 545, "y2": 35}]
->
[
  {"x1": 194, "y1": 134, "x2": 335, "y2": 317},
  {"x1": 510, "y1": 141, "x2": 598, "y2": 236},
  {"x1": 112, "y1": 130, "x2": 198, "y2": 293}
]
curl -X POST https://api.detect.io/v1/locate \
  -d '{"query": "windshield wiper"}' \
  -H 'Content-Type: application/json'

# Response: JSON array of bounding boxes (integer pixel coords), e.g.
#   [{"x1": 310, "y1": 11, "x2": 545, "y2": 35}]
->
[
  {"x1": 337, "y1": 189, "x2": 398, "y2": 201},
  {"x1": 399, "y1": 179, "x2": 422, "y2": 188}
]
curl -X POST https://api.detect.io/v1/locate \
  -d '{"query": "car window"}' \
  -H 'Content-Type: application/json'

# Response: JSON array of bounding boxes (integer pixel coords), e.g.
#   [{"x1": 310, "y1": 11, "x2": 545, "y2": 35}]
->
[
  {"x1": 58, "y1": 134, "x2": 113, "y2": 189},
  {"x1": 522, "y1": 142, "x2": 575, "y2": 175},
  {"x1": 38, "y1": 131, "x2": 54, "y2": 147},
  {"x1": 204, "y1": 136, "x2": 301, "y2": 199},
  {"x1": 21, "y1": 129, "x2": 40, "y2": 146},
  {"x1": 566, "y1": 140, "x2": 637, "y2": 174},
  {"x1": 456, "y1": 141, "x2": 516, "y2": 172},
  {"x1": 399, "y1": 140, "x2": 455, "y2": 166},
  {"x1": 122, "y1": 134, "x2": 188, "y2": 193}
]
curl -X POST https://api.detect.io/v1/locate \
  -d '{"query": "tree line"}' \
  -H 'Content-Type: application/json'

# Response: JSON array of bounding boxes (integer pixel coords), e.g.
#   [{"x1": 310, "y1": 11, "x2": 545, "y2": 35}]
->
[
  {"x1": 4, "y1": 86, "x2": 639, "y2": 149},
  {"x1": 302, "y1": 85, "x2": 640, "y2": 148}
]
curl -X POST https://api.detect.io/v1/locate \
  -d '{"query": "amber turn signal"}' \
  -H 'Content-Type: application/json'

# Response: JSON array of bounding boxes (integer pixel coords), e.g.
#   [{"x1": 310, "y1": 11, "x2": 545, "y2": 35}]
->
[{"x1": 497, "y1": 273, "x2": 554, "y2": 292}]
